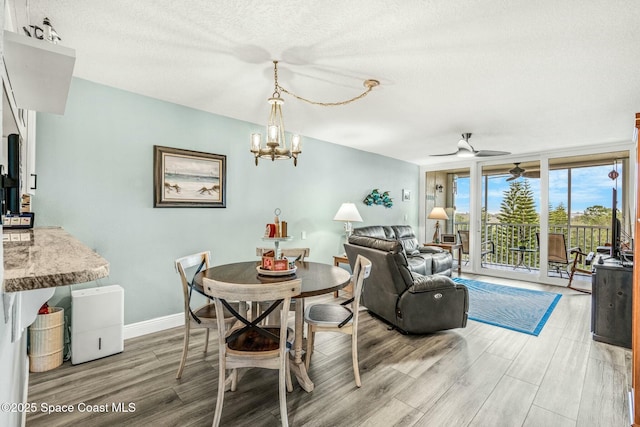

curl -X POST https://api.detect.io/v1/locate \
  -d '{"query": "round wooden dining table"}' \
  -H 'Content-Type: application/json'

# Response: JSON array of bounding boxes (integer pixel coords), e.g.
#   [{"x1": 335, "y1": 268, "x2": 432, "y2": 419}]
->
[{"x1": 194, "y1": 260, "x2": 351, "y2": 392}]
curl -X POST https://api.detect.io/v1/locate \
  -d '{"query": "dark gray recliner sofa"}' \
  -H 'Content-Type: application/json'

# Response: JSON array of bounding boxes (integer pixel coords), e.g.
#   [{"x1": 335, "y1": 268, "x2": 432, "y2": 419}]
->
[{"x1": 344, "y1": 225, "x2": 468, "y2": 334}]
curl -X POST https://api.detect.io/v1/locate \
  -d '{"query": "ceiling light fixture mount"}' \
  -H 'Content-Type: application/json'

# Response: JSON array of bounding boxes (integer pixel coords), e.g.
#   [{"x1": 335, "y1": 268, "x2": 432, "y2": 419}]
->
[{"x1": 250, "y1": 60, "x2": 379, "y2": 166}]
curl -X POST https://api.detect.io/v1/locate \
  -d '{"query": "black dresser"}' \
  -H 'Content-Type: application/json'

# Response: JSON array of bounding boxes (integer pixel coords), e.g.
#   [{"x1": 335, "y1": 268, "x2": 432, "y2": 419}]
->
[{"x1": 591, "y1": 260, "x2": 633, "y2": 348}]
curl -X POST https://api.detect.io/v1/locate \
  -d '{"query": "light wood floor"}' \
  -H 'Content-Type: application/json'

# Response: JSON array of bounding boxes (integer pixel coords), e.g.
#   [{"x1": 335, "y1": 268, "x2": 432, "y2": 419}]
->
[{"x1": 27, "y1": 273, "x2": 630, "y2": 426}]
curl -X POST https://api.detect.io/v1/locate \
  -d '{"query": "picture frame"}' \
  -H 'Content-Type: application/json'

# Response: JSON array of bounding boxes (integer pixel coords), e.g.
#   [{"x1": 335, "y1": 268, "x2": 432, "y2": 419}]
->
[
  {"x1": 441, "y1": 233, "x2": 456, "y2": 244},
  {"x1": 154, "y1": 145, "x2": 226, "y2": 208}
]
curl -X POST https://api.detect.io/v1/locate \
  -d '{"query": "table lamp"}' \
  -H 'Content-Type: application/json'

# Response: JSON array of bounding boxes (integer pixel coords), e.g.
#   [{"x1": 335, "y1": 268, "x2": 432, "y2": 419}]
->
[
  {"x1": 428, "y1": 207, "x2": 449, "y2": 243},
  {"x1": 333, "y1": 202, "x2": 363, "y2": 239}
]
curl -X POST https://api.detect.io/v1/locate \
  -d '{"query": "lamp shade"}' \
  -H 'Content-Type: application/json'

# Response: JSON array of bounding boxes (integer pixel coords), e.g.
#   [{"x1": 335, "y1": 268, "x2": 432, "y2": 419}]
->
[
  {"x1": 428, "y1": 207, "x2": 449, "y2": 220},
  {"x1": 333, "y1": 203, "x2": 363, "y2": 222}
]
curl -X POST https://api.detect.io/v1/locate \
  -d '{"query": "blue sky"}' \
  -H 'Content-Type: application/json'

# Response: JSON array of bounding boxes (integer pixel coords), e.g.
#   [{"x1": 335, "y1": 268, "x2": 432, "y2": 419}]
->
[{"x1": 455, "y1": 164, "x2": 619, "y2": 214}]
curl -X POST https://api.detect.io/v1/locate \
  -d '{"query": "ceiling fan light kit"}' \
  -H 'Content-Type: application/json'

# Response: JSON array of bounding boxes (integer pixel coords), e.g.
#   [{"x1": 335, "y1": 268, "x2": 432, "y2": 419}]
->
[
  {"x1": 250, "y1": 60, "x2": 379, "y2": 166},
  {"x1": 507, "y1": 163, "x2": 525, "y2": 181},
  {"x1": 506, "y1": 162, "x2": 540, "y2": 181}
]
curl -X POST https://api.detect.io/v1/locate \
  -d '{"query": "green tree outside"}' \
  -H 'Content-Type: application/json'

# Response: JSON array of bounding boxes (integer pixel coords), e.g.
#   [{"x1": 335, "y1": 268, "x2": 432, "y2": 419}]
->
[
  {"x1": 497, "y1": 180, "x2": 539, "y2": 249},
  {"x1": 549, "y1": 202, "x2": 569, "y2": 225},
  {"x1": 574, "y1": 205, "x2": 612, "y2": 226}
]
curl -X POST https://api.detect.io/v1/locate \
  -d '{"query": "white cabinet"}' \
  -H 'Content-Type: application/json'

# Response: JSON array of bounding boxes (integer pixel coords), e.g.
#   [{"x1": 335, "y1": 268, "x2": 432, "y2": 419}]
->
[
  {"x1": 1, "y1": 66, "x2": 26, "y2": 139},
  {"x1": 1, "y1": 30, "x2": 75, "y2": 205},
  {"x1": 2, "y1": 63, "x2": 35, "y2": 209},
  {"x1": 3, "y1": 30, "x2": 75, "y2": 115}
]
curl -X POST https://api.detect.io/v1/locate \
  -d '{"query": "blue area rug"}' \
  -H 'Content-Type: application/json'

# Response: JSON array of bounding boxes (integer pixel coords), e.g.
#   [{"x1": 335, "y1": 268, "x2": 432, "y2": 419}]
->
[{"x1": 453, "y1": 277, "x2": 562, "y2": 336}]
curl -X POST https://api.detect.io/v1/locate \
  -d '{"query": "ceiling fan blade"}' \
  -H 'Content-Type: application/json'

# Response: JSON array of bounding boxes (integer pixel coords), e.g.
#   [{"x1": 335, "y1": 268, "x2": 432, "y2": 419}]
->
[
  {"x1": 506, "y1": 175, "x2": 518, "y2": 181},
  {"x1": 475, "y1": 150, "x2": 511, "y2": 157},
  {"x1": 431, "y1": 151, "x2": 460, "y2": 157},
  {"x1": 522, "y1": 171, "x2": 541, "y2": 178}
]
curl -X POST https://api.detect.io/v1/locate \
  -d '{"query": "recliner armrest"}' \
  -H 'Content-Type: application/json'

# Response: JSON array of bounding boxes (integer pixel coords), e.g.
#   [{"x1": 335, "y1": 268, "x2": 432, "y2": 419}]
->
[
  {"x1": 419, "y1": 246, "x2": 444, "y2": 254},
  {"x1": 408, "y1": 274, "x2": 457, "y2": 293}
]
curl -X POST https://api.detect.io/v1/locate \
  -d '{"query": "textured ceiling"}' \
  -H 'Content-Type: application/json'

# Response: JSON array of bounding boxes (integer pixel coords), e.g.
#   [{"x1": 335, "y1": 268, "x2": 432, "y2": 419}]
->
[{"x1": 7, "y1": 0, "x2": 640, "y2": 165}]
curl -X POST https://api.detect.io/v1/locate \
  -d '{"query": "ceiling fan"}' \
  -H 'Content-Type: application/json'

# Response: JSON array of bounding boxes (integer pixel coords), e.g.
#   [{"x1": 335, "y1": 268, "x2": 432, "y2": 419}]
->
[
  {"x1": 431, "y1": 133, "x2": 511, "y2": 158},
  {"x1": 506, "y1": 163, "x2": 541, "y2": 181}
]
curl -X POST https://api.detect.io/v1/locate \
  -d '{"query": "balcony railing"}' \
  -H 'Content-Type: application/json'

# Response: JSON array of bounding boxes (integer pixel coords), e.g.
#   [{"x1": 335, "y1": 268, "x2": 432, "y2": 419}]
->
[{"x1": 454, "y1": 222, "x2": 613, "y2": 271}]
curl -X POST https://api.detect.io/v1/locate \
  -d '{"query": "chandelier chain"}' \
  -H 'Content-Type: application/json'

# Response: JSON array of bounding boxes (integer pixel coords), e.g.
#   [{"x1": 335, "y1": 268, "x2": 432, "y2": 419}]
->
[
  {"x1": 277, "y1": 85, "x2": 375, "y2": 107},
  {"x1": 271, "y1": 60, "x2": 377, "y2": 107},
  {"x1": 273, "y1": 60, "x2": 281, "y2": 98}
]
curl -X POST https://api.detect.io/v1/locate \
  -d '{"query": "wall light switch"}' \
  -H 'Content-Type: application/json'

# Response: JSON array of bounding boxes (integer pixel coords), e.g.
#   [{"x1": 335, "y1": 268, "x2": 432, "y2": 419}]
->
[{"x1": 301, "y1": 231, "x2": 307, "y2": 240}]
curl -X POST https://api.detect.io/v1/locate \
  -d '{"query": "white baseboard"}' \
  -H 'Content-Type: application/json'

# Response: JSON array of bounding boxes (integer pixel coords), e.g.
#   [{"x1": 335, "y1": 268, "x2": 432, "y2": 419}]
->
[{"x1": 124, "y1": 313, "x2": 184, "y2": 340}]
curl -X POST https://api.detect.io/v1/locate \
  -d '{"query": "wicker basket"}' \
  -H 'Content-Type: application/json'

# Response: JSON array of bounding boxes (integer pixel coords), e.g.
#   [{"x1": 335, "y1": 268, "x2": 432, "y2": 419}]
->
[{"x1": 29, "y1": 307, "x2": 64, "y2": 372}]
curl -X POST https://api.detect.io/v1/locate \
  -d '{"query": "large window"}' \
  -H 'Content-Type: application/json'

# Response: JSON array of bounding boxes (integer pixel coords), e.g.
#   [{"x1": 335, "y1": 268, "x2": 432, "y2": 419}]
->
[
  {"x1": 424, "y1": 150, "x2": 631, "y2": 284},
  {"x1": 545, "y1": 154, "x2": 629, "y2": 279}
]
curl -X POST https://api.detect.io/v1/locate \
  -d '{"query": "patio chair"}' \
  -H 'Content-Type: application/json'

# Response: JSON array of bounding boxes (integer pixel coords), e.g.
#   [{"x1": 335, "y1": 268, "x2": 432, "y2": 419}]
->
[
  {"x1": 537, "y1": 233, "x2": 593, "y2": 293},
  {"x1": 457, "y1": 230, "x2": 495, "y2": 267}
]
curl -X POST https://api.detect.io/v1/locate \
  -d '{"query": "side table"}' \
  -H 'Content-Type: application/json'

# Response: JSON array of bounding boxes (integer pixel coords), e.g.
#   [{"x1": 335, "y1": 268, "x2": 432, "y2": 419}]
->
[
  {"x1": 509, "y1": 247, "x2": 537, "y2": 271},
  {"x1": 333, "y1": 255, "x2": 353, "y2": 297},
  {"x1": 423, "y1": 242, "x2": 462, "y2": 275}
]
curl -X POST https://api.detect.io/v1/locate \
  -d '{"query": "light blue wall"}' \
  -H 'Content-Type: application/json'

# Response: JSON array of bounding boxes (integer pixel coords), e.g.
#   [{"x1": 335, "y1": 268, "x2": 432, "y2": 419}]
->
[{"x1": 35, "y1": 78, "x2": 419, "y2": 324}]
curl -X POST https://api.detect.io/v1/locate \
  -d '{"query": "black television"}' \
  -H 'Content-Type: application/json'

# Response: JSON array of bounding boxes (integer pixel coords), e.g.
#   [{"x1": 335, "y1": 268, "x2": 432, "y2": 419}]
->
[{"x1": 1, "y1": 134, "x2": 20, "y2": 215}]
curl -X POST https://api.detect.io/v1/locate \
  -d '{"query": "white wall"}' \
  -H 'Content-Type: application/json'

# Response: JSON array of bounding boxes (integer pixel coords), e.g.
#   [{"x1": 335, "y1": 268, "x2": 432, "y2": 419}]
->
[{"x1": 34, "y1": 78, "x2": 421, "y2": 325}]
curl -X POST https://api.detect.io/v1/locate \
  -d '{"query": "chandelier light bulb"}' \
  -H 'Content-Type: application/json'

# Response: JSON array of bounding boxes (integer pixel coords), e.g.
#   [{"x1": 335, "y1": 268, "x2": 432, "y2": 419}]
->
[
  {"x1": 291, "y1": 134, "x2": 301, "y2": 153},
  {"x1": 268, "y1": 125, "x2": 279, "y2": 143},
  {"x1": 250, "y1": 133, "x2": 261, "y2": 151}
]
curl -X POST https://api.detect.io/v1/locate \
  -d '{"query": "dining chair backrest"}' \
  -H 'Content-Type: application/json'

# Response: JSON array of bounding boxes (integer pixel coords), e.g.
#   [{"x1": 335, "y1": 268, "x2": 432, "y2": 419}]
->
[
  {"x1": 256, "y1": 247, "x2": 310, "y2": 261},
  {"x1": 350, "y1": 254, "x2": 372, "y2": 321},
  {"x1": 175, "y1": 251, "x2": 211, "y2": 319},
  {"x1": 203, "y1": 278, "x2": 301, "y2": 305}
]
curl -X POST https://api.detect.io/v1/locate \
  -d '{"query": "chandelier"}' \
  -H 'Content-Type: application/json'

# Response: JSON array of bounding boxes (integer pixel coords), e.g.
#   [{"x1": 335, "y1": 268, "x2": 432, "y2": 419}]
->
[{"x1": 250, "y1": 60, "x2": 379, "y2": 167}]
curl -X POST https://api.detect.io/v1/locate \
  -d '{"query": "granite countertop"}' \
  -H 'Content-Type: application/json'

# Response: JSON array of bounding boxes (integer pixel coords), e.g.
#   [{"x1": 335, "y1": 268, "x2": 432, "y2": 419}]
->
[{"x1": 3, "y1": 227, "x2": 109, "y2": 292}]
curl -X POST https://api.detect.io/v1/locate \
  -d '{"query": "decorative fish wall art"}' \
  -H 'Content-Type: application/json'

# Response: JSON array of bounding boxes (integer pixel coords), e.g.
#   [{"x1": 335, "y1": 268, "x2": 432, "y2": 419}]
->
[{"x1": 363, "y1": 189, "x2": 393, "y2": 208}]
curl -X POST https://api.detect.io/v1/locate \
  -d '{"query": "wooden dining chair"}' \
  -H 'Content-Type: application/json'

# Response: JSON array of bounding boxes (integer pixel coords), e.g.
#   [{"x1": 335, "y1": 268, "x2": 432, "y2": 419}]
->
[
  {"x1": 304, "y1": 254, "x2": 372, "y2": 387},
  {"x1": 256, "y1": 247, "x2": 310, "y2": 260},
  {"x1": 202, "y1": 277, "x2": 301, "y2": 427},
  {"x1": 255, "y1": 247, "x2": 310, "y2": 321},
  {"x1": 174, "y1": 251, "x2": 239, "y2": 379}
]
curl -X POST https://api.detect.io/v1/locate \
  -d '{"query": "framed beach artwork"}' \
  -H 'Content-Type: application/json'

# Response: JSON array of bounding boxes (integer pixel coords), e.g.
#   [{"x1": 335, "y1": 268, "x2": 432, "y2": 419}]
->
[{"x1": 153, "y1": 145, "x2": 226, "y2": 208}]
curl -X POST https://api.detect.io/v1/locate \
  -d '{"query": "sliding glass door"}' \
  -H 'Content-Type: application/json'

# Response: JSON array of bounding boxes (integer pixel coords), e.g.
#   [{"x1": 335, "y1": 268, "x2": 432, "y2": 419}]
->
[
  {"x1": 480, "y1": 161, "x2": 541, "y2": 275},
  {"x1": 424, "y1": 147, "x2": 632, "y2": 285}
]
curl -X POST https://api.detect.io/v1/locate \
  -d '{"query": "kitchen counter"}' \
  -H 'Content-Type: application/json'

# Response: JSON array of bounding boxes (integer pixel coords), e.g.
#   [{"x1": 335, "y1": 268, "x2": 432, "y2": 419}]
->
[{"x1": 3, "y1": 227, "x2": 109, "y2": 292}]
